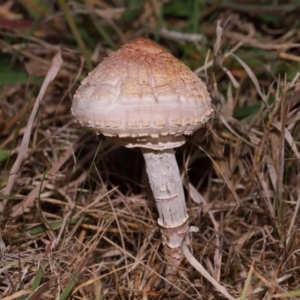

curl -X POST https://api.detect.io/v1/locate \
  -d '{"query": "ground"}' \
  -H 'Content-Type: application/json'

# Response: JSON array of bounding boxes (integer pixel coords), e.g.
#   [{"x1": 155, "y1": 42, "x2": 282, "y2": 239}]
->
[{"x1": 0, "y1": 1, "x2": 300, "y2": 299}]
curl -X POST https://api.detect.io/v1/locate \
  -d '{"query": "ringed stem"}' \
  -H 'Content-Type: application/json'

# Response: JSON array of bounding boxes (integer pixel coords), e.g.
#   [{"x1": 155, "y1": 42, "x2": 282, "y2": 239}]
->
[{"x1": 142, "y1": 148, "x2": 189, "y2": 278}]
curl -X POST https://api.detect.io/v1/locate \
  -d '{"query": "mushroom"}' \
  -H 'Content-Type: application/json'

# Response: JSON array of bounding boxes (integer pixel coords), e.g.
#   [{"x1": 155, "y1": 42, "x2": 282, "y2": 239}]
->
[{"x1": 71, "y1": 38, "x2": 213, "y2": 279}]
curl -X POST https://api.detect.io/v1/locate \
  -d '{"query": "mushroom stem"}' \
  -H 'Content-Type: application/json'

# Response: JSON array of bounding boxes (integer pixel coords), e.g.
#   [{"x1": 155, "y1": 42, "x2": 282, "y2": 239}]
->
[{"x1": 142, "y1": 148, "x2": 189, "y2": 277}]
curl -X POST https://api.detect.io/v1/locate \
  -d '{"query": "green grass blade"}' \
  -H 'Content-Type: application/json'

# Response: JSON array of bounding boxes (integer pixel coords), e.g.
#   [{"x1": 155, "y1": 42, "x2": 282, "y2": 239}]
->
[
  {"x1": 240, "y1": 264, "x2": 254, "y2": 300},
  {"x1": 57, "y1": 0, "x2": 92, "y2": 70},
  {"x1": 30, "y1": 266, "x2": 44, "y2": 291},
  {"x1": 59, "y1": 259, "x2": 87, "y2": 300}
]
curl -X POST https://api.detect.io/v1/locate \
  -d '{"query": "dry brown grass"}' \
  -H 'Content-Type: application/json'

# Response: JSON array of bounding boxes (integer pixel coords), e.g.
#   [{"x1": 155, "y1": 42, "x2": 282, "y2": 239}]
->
[{"x1": 1, "y1": 1, "x2": 300, "y2": 299}]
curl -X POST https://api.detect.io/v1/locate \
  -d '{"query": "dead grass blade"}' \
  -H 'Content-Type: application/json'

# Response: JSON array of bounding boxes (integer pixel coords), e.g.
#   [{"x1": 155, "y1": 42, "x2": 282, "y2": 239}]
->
[
  {"x1": 266, "y1": 81, "x2": 287, "y2": 221},
  {"x1": 230, "y1": 52, "x2": 267, "y2": 104},
  {"x1": 1, "y1": 51, "x2": 63, "y2": 212},
  {"x1": 187, "y1": 182, "x2": 222, "y2": 280},
  {"x1": 226, "y1": 31, "x2": 300, "y2": 50},
  {"x1": 71, "y1": 264, "x2": 133, "y2": 296},
  {"x1": 182, "y1": 238, "x2": 236, "y2": 300},
  {"x1": 10, "y1": 137, "x2": 79, "y2": 218},
  {"x1": 217, "y1": 113, "x2": 256, "y2": 147},
  {"x1": 198, "y1": 145, "x2": 241, "y2": 208},
  {"x1": 2, "y1": 290, "x2": 33, "y2": 300},
  {"x1": 287, "y1": 192, "x2": 300, "y2": 242},
  {"x1": 279, "y1": 52, "x2": 300, "y2": 63},
  {"x1": 271, "y1": 122, "x2": 300, "y2": 160}
]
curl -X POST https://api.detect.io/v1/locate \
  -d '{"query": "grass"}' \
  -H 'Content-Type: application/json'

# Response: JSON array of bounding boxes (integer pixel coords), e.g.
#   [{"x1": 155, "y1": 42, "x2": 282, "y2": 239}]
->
[{"x1": 1, "y1": 0, "x2": 300, "y2": 299}]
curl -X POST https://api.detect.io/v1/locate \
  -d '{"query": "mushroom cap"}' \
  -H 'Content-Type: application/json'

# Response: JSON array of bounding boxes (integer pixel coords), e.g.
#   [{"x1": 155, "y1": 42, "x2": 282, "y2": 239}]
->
[{"x1": 72, "y1": 38, "x2": 213, "y2": 150}]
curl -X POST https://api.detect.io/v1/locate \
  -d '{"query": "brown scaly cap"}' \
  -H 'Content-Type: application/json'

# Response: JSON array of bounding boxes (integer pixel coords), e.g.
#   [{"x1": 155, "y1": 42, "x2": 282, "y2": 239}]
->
[{"x1": 71, "y1": 38, "x2": 213, "y2": 150}]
